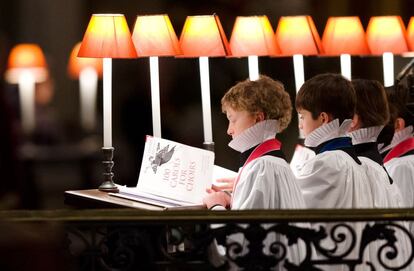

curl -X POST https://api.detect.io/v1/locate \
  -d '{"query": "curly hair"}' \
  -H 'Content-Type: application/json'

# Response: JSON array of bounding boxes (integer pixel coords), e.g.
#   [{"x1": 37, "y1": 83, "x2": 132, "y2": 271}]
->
[{"x1": 221, "y1": 75, "x2": 292, "y2": 132}]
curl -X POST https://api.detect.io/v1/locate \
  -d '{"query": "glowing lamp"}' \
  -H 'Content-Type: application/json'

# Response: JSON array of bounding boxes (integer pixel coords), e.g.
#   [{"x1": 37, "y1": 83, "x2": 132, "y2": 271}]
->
[
  {"x1": 79, "y1": 14, "x2": 137, "y2": 192},
  {"x1": 179, "y1": 15, "x2": 230, "y2": 150},
  {"x1": 322, "y1": 16, "x2": 370, "y2": 79},
  {"x1": 132, "y1": 14, "x2": 181, "y2": 137},
  {"x1": 229, "y1": 15, "x2": 280, "y2": 80},
  {"x1": 367, "y1": 16, "x2": 408, "y2": 87},
  {"x1": 68, "y1": 42, "x2": 103, "y2": 132},
  {"x1": 5, "y1": 44, "x2": 48, "y2": 134},
  {"x1": 275, "y1": 16, "x2": 323, "y2": 92},
  {"x1": 407, "y1": 17, "x2": 414, "y2": 52}
]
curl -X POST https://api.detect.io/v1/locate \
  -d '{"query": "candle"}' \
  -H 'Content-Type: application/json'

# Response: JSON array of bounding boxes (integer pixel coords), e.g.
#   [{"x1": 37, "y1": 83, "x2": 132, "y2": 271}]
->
[
  {"x1": 79, "y1": 67, "x2": 98, "y2": 131},
  {"x1": 383, "y1": 52, "x2": 394, "y2": 87},
  {"x1": 18, "y1": 71, "x2": 36, "y2": 134},
  {"x1": 340, "y1": 54, "x2": 351, "y2": 80},
  {"x1": 149, "y1": 56, "x2": 161, "y2": 137},
  {"x1": 293, "y1": 54, "x2": 305, "y2": 92},
  {"x1": 248, "y1": 55, "x2": 259, "y2": 81},
  {"x1": 103, "y1": 58, "x2": 112, "y2": 147},
  {"x1": 199, "y1": 56, "x2": 213, "y2": 144}
]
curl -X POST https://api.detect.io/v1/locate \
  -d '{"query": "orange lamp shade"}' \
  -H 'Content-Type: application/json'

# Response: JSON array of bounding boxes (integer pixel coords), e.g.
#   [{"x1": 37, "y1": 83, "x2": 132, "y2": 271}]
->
[
  {"x1": 5, "y1": 43, "x2": 48, "y2": 83},
  {"x1": 366, "y1": 16, "x2": 408, "y2": 55},
  {"x1": 132, "y1": 14, "x2": 181, "y2": 57},
  {"x1": 407, "y1": 17, "x2": 414, "y2": 51},
  {"x1": 322, "y1": 16, "x2": 370, "y2": 56},
  {"x1": 68, "y1": 42, "x2": 103, "y2": 79},
  {"x1": 179, "y1": 15, "x2": 231, "y2": 57},
  {"x1": 78, "y1": 14, "x2": 137, "y2": 58},
  {"x1": 229, "y1": 15, "x2": 280, "y2": 57},
  {"x1": 275, "y1": 16, "x2": 323, "y2": 56}
]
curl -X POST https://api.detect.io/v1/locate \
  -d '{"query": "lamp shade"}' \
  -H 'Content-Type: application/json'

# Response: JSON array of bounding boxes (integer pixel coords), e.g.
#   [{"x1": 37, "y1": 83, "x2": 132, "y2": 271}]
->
[
  {"x1": 5, "y1": 43, "x2": 48, "y2": 83},
  {"x1": 179, "y1": 15, "x2": 231, "y2": 57},
  {"x1": 68, "y1": 42, "x2": 103, "y2": 79},
  {"x1": 229, "y1": 15, "x2": 280, "y2": 57},
  {"x1": 366, "y1": 16, "x2": 408, "y2": 55},
  {"x1": 132, "y1": 14, "x2": 181, "y2": 57},
  {"x1": 322, "y1": 16, "x2": 370, "y2": 56},
  {"x1": 275, "y1": 16, "x2": 323, "y2": 56},
  {"x1": 407, "y1": 17, "x2": 414, "y2": 51},
  {"x1": 78, "y1": 14, "x2": 137, "y2": 58}
]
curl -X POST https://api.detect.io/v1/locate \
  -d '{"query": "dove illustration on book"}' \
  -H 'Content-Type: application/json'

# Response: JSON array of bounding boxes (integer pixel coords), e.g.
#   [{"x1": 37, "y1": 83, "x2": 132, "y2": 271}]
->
[{"x1": 149, "y1": 143, "x2": 176, "y2": 173}]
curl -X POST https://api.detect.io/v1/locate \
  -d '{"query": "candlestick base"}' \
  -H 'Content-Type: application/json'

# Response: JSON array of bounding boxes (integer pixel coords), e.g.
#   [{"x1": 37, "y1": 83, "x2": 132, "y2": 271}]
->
[
  {"x1": 203, "y1": 142, "x2": 214, "y2": 152},
  {"x1": 99, "y1": 147, "x2": 119, "y2": 193}
]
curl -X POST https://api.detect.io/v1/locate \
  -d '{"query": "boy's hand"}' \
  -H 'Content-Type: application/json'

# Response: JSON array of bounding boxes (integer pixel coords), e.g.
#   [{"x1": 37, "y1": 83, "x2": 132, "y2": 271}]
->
[
  {"x1": 203, "y1": 190, "x2": 231, "y2": 209},
  {"x1": 212, "y1": 177, "x2": 235, "y2": 192}
]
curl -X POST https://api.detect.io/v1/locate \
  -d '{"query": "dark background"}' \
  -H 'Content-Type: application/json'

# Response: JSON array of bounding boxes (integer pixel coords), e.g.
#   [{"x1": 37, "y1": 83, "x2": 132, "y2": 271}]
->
[{"x1": 0, "y1": 0, "x2": 413, "y2": 209}]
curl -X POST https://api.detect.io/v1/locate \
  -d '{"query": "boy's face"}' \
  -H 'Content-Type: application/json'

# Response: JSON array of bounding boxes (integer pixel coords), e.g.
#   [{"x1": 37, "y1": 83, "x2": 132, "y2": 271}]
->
[
  {"x1": 225, "y1": 106, "x2": 257, "y2": 139},
  {"x1": 298, "y1": 109, "x2": 325, "y2": 137}
]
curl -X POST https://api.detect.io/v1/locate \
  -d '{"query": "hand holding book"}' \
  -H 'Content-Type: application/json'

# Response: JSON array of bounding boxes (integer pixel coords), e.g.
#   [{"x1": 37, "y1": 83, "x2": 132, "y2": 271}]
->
[{"x1": 203, "y1": 190, "x2": 231, "y2": 209}]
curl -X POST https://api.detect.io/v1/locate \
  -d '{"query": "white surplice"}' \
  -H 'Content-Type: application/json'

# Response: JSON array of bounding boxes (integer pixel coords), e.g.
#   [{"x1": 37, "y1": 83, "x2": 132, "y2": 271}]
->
[
  {"x1": 383, "y1": 126, "x2": 414, "y2": 243},
  {"x1": 294, "y1": 120, "x2": 376, "y2": 271},
  {"x1": 349, "y1": 127, "x2": 412, "y2": 271},
  {"x1": 210, "y1": 120, "x2": 308, "y2": 270},
  {"x1": 383, "y1": 126, "x2": 414, "y2": 208},
  {"x1": 348, "y1": 126, "x2": 404, "y2": 208},
  {"x1": 295, "y1": 119, "x2": 374, "y2": 209}
]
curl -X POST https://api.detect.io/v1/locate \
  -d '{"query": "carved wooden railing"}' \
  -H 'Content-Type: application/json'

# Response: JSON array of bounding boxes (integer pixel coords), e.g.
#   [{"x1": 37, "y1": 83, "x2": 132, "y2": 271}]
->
[{"x1": 1, "y1": 208, "x2": 414, "y2": 270}]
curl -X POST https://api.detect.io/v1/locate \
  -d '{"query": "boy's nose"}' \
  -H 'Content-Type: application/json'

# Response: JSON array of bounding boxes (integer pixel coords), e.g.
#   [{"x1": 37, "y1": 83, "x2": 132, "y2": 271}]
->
[{"x1": 227, "y1": 126, "x2": 233, "y2": 136}]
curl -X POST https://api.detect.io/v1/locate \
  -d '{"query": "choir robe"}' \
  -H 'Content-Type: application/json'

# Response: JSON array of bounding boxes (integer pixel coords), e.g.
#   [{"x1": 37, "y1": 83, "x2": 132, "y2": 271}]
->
[
  {"x1": 383, "y1": 126, "x2": 414, "y2": 209},
  {"x1": 295, "y1": 120, "x2": 374, "y2": 209},
  {"x1": 349, "y1": 126, "x2": 403, "y2": 208},
  {"x1": 386, "y1": 155, "x2": 414, "y2": 208},
  {"x1": 354, "y1": 125, "x2": 414, "y2": 270},
  {"x1": 380, "y1": 126, "x2": 414, "y2": 270},
  {"x1": 232, "y1": 155, "x2": 306, "y2": 210},
  {"x1": 210, "y1": 120, "x2": 307, "y2": 270},
  {"x1": 294, "y1": 120, "x2": 376, "y2": 271}
]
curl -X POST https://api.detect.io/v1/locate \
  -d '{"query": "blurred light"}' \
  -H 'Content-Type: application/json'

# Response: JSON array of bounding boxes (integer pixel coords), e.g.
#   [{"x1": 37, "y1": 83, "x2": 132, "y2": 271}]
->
[
  {"x1": 68, "y1": 42, "x2": 102, "y2": 79},
  {"x1": 5, "y1": 44, "x2": 48, "y2": 83},
  {"x1": 407, "y1": 17, "x2": 414, "y2": 51}
]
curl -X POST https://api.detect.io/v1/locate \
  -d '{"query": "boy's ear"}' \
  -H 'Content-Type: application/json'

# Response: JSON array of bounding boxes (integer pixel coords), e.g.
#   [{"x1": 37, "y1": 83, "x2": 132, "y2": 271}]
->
[
  {"x1": 255, "y1": 112, "x2": 265, "y2": 123},
  {"x1": 319, "y1": 112, "x2": 330, "y2": 124},
  {"x1": 394, "y1": 117, "x2": 406, "y2": 131},
  {"x1": 350, "y1": 114, "x2": 360, "y2": 131}
]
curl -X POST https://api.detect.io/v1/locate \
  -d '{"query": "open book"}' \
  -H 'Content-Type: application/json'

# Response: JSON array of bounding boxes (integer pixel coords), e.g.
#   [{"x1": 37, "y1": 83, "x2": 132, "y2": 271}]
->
[{"x1": 110, "y1": 136, "x2": 215, "y2": 208}]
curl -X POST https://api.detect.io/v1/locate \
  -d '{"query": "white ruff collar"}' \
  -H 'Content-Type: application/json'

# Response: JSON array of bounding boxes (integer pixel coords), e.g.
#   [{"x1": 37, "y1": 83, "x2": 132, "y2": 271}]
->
[
  {"x1": 228, "y1": 119, "x2": 278, "y2": 153},
  {"x1": 380, "y1": 125, "x2": 413, "y2": 153},
  {"x1": 304, "y1": 119, "x2": 353, "y2": 147},
  {"x1": 348, "y1": 126, "x2": 383, "y2": 145}
]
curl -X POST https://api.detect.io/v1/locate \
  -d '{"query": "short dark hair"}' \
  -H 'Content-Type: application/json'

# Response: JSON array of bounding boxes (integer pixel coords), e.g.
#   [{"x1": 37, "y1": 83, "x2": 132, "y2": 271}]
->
[
  {"x1": 386, "y1": 82, "x2": 414, "y2": 127},
  {"x1": 378, "y1": 82, "x2": 414, "y2": 147},
  {"x1": 295, "y1": 73, "x2": 356, "y2": 123},
  {"x1": 352, "y1": 79, "x2": 389, "y2": 127}
]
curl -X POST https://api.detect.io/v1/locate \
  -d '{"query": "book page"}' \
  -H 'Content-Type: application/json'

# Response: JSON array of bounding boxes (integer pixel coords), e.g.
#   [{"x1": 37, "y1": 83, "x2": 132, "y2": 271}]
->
[{"x1": 136, "y1": 136, "x2": 214, "y2": 205}]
